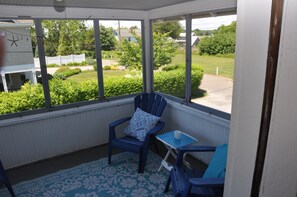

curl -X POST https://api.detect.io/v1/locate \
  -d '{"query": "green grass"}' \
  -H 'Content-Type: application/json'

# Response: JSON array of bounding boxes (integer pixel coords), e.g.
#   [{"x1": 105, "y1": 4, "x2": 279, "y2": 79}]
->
[
  {"x1": 68, "y1": 70, "x2": 129, "y2": 82},
  {"x1": 172, "y1": 54, "x2": 235, "y2": 79},
  {"x1": 67, "y1": 53, "x2": 235, "y2": 82}
]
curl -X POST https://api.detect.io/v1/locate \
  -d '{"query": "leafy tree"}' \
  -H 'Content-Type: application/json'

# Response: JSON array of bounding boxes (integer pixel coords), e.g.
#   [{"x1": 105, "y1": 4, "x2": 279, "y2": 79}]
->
[
  {"x1": 153, "y1": 21, "x2": 183, "y2": 39},
  {"x1": 57, "y1": 20, "x2": 87, "y2": 55},
  {"x1": 117, "y1": 35, "x2": 142, "y2": 70},
  {"x1": 198, "y1": 21, "x2": 236, "y2": 55},
  {"x1": 216, "y1": 21, "x2": 236, "y2": 34},
  {"x1": 100, "y1": 25, "x2": 116, "y2": 51},
  {"x1": 42, "y1": 20, "x2": 61, "y2": 56},
  {"x1": 193, "y1": 28, "x2": 216, "y2": 36},
  {"x1": 42, "y1": 20, "x2": 87, "y2": 56},
  {"x1": 153, "y1": 32, "x2": 176, "y2": 69},
  {"x1": 117, "y1": 32, "x2": 176, "y2": 70}
]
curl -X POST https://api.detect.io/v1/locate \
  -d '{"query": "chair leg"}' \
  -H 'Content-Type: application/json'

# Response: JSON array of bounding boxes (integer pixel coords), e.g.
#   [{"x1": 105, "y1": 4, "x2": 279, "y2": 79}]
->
[
  {"x1": 153, "y1": 137, "x2": 160, "y2": 154},
  {"x1": 164, "y1": 176, "x2": 171, "y2": 192},
  {"x1": 5, "y1": 182, "x2": 16, "y2": 197},
  {"x1": 138, "y1": 153, "x2": 144, "y2": 173},
  {"x1": 138, "y1": 148, "x2": 149, "y2": 173},
  {"x1": 108, "y1": 144, "x2": 112, "y2": 165}
]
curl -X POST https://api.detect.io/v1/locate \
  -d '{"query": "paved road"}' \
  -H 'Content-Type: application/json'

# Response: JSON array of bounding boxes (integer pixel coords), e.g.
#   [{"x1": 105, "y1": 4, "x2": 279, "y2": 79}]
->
[
  {"x1": 35, "y1": 60, "x2": 117, "y2": 75},
  {"x1": 192, "y1": 74, "x2": 233, "y2": 114}
]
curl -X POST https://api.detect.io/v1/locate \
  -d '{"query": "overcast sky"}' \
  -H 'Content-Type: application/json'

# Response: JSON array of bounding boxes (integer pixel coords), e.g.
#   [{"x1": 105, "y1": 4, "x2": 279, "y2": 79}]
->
[{"x1": 97, "y1": 14, "x2": 237, "y2": 31}]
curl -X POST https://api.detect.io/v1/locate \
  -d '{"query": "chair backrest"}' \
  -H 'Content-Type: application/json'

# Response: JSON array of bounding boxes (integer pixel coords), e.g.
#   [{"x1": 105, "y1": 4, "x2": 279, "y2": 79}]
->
[
  {"x1": 134, "y1": 93, "x2": 167, "y2": 117},
  {"x1": 203, "y1": 144, "x2": 228, "y2": 179}
]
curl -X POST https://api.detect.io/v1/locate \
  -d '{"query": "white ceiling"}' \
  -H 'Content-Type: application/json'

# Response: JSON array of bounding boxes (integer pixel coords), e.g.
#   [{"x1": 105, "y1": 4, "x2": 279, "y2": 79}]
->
[{"x1": 0, "y1": 0, "x2": 194, "y2": 11}]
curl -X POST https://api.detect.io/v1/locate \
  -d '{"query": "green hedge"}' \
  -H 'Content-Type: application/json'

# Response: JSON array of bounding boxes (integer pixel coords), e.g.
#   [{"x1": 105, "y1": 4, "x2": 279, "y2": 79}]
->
[
  {"x1": 53, "y1": 67, "x2": 81, "y2": 79},
  {"x1": 0, "y1": 66, "x2": 203, "y2": 114},
  {"x1": 156, "y1": 64, "x2": 203, "y2": 98}
]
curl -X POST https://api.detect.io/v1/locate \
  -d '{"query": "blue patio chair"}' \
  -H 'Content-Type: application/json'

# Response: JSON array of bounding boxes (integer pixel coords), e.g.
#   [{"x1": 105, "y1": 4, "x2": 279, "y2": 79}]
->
[
  {"x1": 165, "y1": 144, "x2": 228, "y2": 197},
  {"x1": 0, "y1": 160, "x2": 16, "y2": 197},
  {"x1": 108, "y1": 92, "x2": 167, "y2": 173}
]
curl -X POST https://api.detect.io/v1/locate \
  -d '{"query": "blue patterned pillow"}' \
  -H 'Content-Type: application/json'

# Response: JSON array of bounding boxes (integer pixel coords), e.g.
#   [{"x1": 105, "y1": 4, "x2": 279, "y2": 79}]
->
[{"x1": 123, "y1": 108, "x2": 161, "y2": 141}]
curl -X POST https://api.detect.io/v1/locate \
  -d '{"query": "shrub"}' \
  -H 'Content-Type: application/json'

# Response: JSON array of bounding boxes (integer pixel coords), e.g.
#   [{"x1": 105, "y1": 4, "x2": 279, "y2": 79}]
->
[
  {"x1": 0, "y1": 83, "x2": 45, "y2": 114},
  {"x1": 79, "y1": 61, "x2": 87, "y2": 66},
  {"x1": 104, "y1": 76, "x2": 142, "y2": 97},
  {"x1": 49, "y1": 79, "x2": 98, "y2": 106},
  {"x1": 47, "y1": 63, "x2": 59, "y2": 67},
  {"x1": 0, "y1": 66, "x2": 203, "y2": 114},
  {"x1": 66, "y1": 62, "x2": 80, "y2": 66},
  {"x1": 110, "y1": 65, "x2": 119, "y2": 70},
  {"x1": 199, "y1": 33, "x2": 236, "y2": 55},
  {"x1": 155, "y1": 65, "x2": 203, "y2": 98},
  {"x1": 103, "y1": 66, "x2": 111, "y2": 70},
  {"x1": 162, "y1": 64, "x2": 181, "y2": 71},
  {"x1": 53, "y1": 67, "x2": 81, "y2": 79}
]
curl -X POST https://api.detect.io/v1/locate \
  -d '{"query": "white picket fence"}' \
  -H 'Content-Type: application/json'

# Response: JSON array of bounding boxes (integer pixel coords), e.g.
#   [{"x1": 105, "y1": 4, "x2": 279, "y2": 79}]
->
[{"x1": 34, "y1": 54, "x2": 85, "y2": 67}]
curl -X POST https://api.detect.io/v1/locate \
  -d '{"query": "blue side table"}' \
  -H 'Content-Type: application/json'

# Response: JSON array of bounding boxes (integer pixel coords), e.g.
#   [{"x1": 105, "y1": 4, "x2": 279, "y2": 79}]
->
[{"x1": 156, "y1": 130, "x2": 197, "y2": 171}]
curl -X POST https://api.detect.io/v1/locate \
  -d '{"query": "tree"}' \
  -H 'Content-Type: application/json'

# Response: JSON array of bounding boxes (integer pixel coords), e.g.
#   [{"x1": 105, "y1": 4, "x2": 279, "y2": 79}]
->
[
  {"x1": 42, "y1": 20, "x2": 87, "y2": 56},
  {"x1": 153, "y1": 21, "x2": 183, "y2": 39},
  {"x1": 117, "y1": 32, "x2": 176, "y2": 70},
  {"x1": 198, "y1": 21, "x2": 236, "y2": 55},
  {"x1": 100, "y1": 25, "x2": 116, "y2": 51},
  {"x1": 42, "y1": 20, "x2": 61, "y2": 56},
  {"x1": 193, "y1": 28, "x2": 216, "y2": 36},
  {"x1": 56, "y1": 20, "x2": 87, "y2": 55},
  {"x1": 153, "y1": 32, "x2": 176, "y2": 69},
  {"x1": 117, "y1": 35, "x2": 142, "y2": 70}
]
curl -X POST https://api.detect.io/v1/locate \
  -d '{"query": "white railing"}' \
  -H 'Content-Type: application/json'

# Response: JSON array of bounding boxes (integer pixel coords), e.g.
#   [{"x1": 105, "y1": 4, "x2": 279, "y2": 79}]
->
[{"x1": 34, "y1": 54, "x2": 85, "y2": 67}]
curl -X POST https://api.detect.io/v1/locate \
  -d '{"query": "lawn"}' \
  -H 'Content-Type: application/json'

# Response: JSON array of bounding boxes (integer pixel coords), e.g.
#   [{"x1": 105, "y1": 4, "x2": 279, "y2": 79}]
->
[
  {"x1": 172, "y1": 54, "x2": 235, "y2": 79},
  {"x1": 68, "y1": 70, "x2": 129, "y2": 82},
  {"x1": 68, "y1": 53, "x2": 235, "y2": 81}
]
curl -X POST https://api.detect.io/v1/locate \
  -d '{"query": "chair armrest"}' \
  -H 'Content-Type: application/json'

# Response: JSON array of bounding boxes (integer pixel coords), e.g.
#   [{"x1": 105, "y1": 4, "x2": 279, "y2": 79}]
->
[
  {"x1": 176, "y1": 146, "x2": 216, "y2": 166},
  {"x1": 188, "y1": 177, "x2": 224, "y2": 187},
  {"x1": 109, "y1": 117, "x2": 132, "y2": 128},
  {"x1": 143, "y1": 121, "x2": 165, "y2": 148},
  {"x1": 147, "y1": 121, "x2": 165, "y2": 135},
  {"x1": 109, "y1": 117, "x2": 131, "y2": 140}
]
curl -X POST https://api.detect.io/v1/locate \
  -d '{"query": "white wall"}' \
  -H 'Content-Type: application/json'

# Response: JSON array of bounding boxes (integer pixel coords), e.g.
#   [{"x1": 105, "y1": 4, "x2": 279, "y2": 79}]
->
[
  {"x1": 224, "y1": 0, "x2": 272, "y2": 196},
  {"x1": 163, "y1": 101, "x2": 230, "y2": 164},
  {"x1": 0, "y1": 99, "x2": 230, "y2": 169},
  {"x1": 260, "y1": 0, "x2": 297, "y2": 196},
  {"x1": 0, "y1": 99, "x2": 134, "y2": 168}
]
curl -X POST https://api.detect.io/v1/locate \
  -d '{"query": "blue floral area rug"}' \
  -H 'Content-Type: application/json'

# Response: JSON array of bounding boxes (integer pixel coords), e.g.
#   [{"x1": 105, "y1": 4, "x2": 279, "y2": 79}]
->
[{"x1": 0, "y1": 152, "x2": 173, "y2": 197}]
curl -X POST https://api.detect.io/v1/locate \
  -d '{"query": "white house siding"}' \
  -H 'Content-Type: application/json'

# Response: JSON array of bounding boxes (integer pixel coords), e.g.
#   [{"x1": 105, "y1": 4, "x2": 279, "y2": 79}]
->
[
  {"x1": 2, "y1": 26, "x2": 34, "y2": 66},
  {"x1": 0, "y1": 99, "x2": 230, "y2": 169}
]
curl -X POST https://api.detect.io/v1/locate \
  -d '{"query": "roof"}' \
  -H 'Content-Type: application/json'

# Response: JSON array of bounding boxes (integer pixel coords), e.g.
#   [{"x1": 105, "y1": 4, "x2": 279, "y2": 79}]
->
[{"x1": 0, "y1": 19, "x2": 34, "y2": 28}]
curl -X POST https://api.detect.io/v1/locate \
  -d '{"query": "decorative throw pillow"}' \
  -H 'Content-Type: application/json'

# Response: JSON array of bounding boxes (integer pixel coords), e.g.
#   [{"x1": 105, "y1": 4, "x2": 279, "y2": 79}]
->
[{"x1": 123, "y1": 108, "x2": 160, "y2": 141}]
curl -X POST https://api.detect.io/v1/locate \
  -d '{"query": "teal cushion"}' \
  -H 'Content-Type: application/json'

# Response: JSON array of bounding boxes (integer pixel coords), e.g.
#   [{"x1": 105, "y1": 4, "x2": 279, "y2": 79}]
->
[
  {"x1": 203, "y1": 144, "x2": 228, "y2": 178},
  {"x1": 123, "y1": 108, "x2": 160, "y2": 141}
]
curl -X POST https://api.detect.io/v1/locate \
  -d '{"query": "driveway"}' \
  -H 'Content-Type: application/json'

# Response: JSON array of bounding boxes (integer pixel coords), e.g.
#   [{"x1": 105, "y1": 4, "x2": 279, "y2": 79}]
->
[
  {"x1": 192, "y1": 74, "x2": 233, "y2": 113},
  {"x1": 35, "y1": 60, "x2": 117, "y2": 75}
]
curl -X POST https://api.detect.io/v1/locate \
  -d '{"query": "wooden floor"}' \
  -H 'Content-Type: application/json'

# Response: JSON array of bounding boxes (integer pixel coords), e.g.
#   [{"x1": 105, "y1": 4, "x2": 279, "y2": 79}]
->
[{"x1": 5, "y1": 142, "x2": 207, "y2": 186}]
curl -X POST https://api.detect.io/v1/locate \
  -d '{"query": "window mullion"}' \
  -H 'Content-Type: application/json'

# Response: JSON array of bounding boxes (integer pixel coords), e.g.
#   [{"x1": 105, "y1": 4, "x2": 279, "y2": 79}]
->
[
  {"x1": 185, "y1": 14, "x2": 192, "y2": 104},
  {"x1": 35, "y1": 19, "x2": 51, "y2": 109},
  {"x1": 141, "y1": 20, "x2": 147, "y2": 93},
  {"x1": 94, "y1": 20, "x2": 104, "y2": 100}
]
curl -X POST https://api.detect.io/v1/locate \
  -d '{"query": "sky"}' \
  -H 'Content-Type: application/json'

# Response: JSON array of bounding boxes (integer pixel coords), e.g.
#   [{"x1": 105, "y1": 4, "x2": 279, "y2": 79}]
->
[{"x1": 97, "y1": 14, "x2": 237, "y2": 31}]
